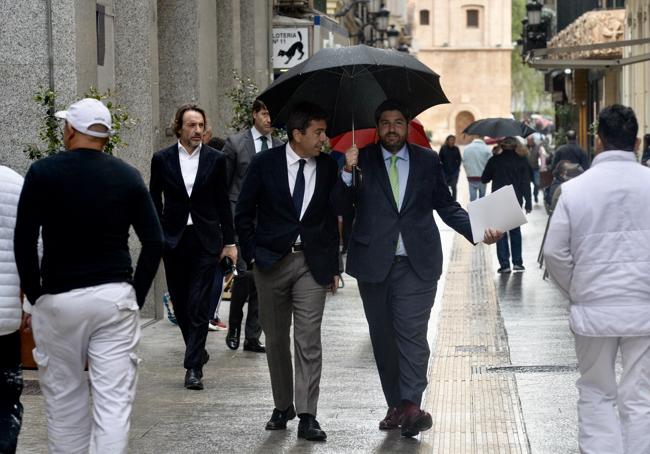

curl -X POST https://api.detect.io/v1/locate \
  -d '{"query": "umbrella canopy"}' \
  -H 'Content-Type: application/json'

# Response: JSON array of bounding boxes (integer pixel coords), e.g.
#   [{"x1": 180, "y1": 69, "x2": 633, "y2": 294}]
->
[
  {"x1": 329, "y1": 119, "x2": 431, "y2": 152},
  {"x1": 463, "y1": 118, "x2": 536, "y2": 138},
  {"x1": 259, "y1": 45, "x2": 449, "y2": 137}
]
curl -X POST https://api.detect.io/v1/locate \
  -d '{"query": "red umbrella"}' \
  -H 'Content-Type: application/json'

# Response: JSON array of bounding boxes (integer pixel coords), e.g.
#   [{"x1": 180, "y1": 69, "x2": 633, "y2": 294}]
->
[{"x1": 329, "y1": 119, "x2": 431, "y2": 152}]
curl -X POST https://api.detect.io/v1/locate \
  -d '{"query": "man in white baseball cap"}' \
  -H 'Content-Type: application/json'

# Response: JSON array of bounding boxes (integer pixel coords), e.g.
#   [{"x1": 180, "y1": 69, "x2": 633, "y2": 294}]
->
[{"x1": 15, "y1": 97, "x2": 163, "y2": 453}]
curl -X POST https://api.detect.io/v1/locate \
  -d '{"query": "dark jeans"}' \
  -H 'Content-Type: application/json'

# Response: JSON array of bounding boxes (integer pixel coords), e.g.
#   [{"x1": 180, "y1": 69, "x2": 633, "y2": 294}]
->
[
  {"x1": 0, "y1": 330, "x2": 23, "y2": 454},
  {"x1": 496, "y1": 227, "x2": 522, "y2": 268},
  {"x1": 163, "y1": 227, "x2": 221, "y2": 369}
]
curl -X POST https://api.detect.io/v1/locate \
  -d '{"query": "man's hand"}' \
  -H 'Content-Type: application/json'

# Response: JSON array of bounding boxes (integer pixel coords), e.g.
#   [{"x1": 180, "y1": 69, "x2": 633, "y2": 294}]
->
[
  {"x1": 220, "y1": 244, "x2": 237, "y2": 263},
  {"x1": 343, "y1": 146, "x2": 359, "y2": 172},
  {"x1": 483, "y1": 228, "x2": 503, "y2": 244},
  {"x1": 329, "y1": 275, "x2": 340, "y2": 294}
]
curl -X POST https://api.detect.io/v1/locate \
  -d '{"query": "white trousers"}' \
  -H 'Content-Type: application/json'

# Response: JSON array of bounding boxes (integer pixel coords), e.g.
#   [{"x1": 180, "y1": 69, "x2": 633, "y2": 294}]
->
[
  {"x1": 31, "y1": 283, "x2": 141, "y2": 454},
  {"x1": 574, "y1": 333, "x2": 650, "y2": 454}
]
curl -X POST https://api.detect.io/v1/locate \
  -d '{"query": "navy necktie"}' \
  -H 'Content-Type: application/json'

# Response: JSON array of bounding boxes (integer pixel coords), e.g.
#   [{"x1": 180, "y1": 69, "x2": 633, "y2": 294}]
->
[{"x1": 292, "y1": 159, "x2": 306, "y2": 217}]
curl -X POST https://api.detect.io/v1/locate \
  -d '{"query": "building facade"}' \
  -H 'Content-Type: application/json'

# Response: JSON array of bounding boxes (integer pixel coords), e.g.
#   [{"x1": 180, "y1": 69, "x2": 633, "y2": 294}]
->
[
  {"x1": 411, "y1": 0, "x2": 513, "y2": 146},
  {"x1": 622, "y1": 0, "x2": 650, "y2": 136}
]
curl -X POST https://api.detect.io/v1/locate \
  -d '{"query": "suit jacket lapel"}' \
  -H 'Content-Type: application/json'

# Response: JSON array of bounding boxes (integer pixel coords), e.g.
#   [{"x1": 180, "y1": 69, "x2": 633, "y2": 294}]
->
[
  {"x1": 272, "y1": 146, "x2": 294, "y2": 213},
  {"x1": 192, "y1": 146, "x2": 212, "y2": 197},
  {"x1": 401, "y1": 144, "x2": 416, "y2": 211},
  {"x1": 244, "y1": 131, "x2": 256, "y2": 159},
  {"x1": 372, "y1": 145, "x2": 398, "y2": 212},
  {"x1": 166, "y1": 145, "x2": 189, "y2": 199},
  {"x1": 302, "y1": 156, "x2": 323, "y2": 220}
]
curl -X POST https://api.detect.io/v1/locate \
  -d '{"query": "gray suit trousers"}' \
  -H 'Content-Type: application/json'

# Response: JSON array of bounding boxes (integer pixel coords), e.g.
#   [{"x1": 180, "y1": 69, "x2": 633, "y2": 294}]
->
[{"x1": 254, "y1": 252, "x2": 327, "y2": 416}]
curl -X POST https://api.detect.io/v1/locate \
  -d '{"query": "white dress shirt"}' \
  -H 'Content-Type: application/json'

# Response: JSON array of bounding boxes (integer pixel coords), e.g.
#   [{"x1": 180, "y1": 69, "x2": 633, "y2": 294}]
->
[
  {"x1": 286, "y1": 143, "x2": 316, "y2": 243},
  {"x1": 251, "y1": 126, "x2": 273, "y2": 153},
  {"x1": 178, "y1": 141, "x2": 201, "y2": 225}
]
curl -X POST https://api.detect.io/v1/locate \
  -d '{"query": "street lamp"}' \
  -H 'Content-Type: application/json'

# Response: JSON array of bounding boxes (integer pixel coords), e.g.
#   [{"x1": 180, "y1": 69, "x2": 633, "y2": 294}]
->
[
  {"x1": 367, "y1": 0, "x2": 381, "y2": 14},
  {"x1": 375, "y1": 4, "x2": 390, "y2": 33},
  {"x1": 526, "y1": 0, "x2": 543, "y2": 26},
  {"x1": 387, "y1": 24, "x2": 399, "y2": 49}
]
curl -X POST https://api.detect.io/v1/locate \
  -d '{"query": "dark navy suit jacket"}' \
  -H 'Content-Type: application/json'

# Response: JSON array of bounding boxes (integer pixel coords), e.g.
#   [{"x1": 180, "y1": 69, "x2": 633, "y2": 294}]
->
[
  {"x1": 332, "y1": 143, "x2": 473, "y2": 283},
  {"x1": 149, "y1": 143, "x2": 234, "y2": 253},
  {"x1": 234, "y1": 145, "x2": 339, "y2": 285}
]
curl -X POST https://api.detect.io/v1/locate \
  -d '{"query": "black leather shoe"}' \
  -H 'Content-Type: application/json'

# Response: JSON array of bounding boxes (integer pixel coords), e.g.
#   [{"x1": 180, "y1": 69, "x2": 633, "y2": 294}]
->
[
  {"x1": 184, "y1": 368, "x2": 203, "y2": 390},
  {"x1": 265, "y1": 405, "x2": 296, "y2": 430},
  {"x1": 226, "y1": 326, "x2": 240, "y2": 350},
  {"x1": 243, "y1": 338, "x2": 266, "y2": 353},
  {"x1": 297, "y1": 414, "x2": 327, "y2": 441}
]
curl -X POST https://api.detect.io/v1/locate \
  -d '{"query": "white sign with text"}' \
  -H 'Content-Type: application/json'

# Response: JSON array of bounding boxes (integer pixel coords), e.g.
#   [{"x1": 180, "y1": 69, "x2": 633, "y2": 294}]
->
[{"x1": 273, "y1": 27, "x2": 309, "y2": 69}]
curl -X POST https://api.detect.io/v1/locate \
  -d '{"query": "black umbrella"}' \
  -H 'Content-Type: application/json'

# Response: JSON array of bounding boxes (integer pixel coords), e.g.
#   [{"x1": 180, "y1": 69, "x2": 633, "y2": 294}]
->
[
  {"x1": 463, "y1": 118, "x2": 537, "y2": 138},
  {"x1": 259, "y1": 45, "x2": 449, "y2": 137}
]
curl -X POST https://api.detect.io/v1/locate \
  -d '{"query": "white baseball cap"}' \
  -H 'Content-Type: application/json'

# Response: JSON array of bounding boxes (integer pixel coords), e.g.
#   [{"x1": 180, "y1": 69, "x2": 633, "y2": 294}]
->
[{"x1": 55, "y1": 98, "x2": 114, "y2": 138}]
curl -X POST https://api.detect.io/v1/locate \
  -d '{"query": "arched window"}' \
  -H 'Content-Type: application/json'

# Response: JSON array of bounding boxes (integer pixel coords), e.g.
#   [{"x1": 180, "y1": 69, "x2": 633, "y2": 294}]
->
[
  {"x1": 420, "y1": 9, "x2": 430, "y2": 26},
  {"x1": 466, "y1": 9, "x2": 479, "y2": 28}
]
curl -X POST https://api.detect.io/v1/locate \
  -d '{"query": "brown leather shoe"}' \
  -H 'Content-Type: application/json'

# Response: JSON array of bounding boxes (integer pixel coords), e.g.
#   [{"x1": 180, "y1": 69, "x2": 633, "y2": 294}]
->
[
  {"x1": 400, "y1": 407, "x2": 432, "y2": 437},
  {"x1": 379, "y1": 407, "x2": 401, "y2": 430}
]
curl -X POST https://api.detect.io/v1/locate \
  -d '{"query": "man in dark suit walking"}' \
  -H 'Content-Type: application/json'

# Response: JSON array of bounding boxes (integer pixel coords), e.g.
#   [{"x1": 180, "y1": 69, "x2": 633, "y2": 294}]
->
[
  {"x1": 222, "y1": 99, "x2": 284, "y2": 353},
  {"x1": 235, "y1": 102, "x2": 339, "y2": 441},
  {"x1": 334, "y1": 99, "x2": 501, "y2": 438},
  {"x1": 150, "y1": 104, "x2": 236, "y2": 390}
]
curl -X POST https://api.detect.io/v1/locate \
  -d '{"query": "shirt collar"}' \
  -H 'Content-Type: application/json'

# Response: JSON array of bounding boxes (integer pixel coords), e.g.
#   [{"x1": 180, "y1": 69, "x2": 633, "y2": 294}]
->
[
  {"x1": 251, "y1": 126, "x2": 271, "y2": 143},
  {"x1": 178, "y1": 141, "x2": 201, "y2": 157},
  {"x1": 381, "y1": 144, "x2": 409, "y2": 161},
  {"x1": 591, "y1": 150, "x2": 637, "y2": 167},
  {"x1": 285, "y1": 142, "x2": 313, "y2": 166}
]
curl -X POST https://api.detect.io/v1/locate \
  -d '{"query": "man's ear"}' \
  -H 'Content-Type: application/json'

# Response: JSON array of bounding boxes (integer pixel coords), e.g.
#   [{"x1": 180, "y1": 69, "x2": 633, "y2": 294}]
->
[
  {"x1": 634, "y1": 137, "x2": 641, "y2": 152},
  {"x1": 594, "y1": 135, "x2": 603, "y2": 154}
]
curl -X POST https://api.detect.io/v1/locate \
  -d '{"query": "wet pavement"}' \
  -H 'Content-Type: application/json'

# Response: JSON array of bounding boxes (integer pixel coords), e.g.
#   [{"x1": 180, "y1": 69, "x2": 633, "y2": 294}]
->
[{"x1": 16, "y1": 180, "x2": 581, "y2": 453}]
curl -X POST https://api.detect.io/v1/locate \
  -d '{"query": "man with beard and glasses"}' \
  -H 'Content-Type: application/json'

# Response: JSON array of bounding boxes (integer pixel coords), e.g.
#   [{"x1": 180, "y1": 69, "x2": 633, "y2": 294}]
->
[{"x1": 333, "y1": 99, "x2": 502, "y2": 438}]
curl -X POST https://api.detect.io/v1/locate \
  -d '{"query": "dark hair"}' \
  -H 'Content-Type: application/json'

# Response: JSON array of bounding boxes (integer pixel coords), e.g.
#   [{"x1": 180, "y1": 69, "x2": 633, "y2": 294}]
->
[
  {"x1": 566, "y1": 130, "x2": 577, "y2": 141},
  {"x1": 207, "y1": 136, "x2": 225, "y2": 150},
  {"x1": 286, "y1": 102, "x2": 328, "y2": 142},
  {"x1": 374, "y1": 99, "x2": 411, "y2": 124},
  {"x1": 444, "y1": 135, "x2": 456, "y2": 146},
  {"x1": 644, "y1": 133, "x2": 650, "y2": 152},
  {"x1": 172, "y1": 104, "x2": 207, "y2": 138},
  {"x1": 252, "y1": 99, "x2": 268, "y2": 115},
  {"x1": 597, "y1": 104, "x2": 638, "y2": 151}
]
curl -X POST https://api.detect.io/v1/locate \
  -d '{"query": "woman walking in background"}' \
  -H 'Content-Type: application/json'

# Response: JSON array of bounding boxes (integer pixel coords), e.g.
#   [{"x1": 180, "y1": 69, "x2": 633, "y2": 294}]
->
[{"x1": 439, "y1": 135, "x2": 462, "y2": 201}]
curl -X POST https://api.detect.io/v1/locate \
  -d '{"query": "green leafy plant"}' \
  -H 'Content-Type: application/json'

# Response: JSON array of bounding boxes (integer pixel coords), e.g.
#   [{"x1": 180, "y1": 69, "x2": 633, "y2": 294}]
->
[
  {"x1": 23, "y1": 86, "x2": 135, "y2": 160},
  {"x1": 225, "y1": 71, "x2": 259, "y2": 132}
]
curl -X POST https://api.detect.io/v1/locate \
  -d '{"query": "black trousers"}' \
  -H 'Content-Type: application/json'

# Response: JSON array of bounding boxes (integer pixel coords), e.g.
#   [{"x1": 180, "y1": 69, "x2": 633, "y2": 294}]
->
[
  {"x1": 228, "y1": 270, "x2": 262, "y2": 340},
  {"x1": 163, "y1": 227, "x2": 220, "y2": 370},
  {"x1": 357, "y1": 257, "x2": 437, "y2": 409},
  {"x1": 0, "y1": 330, "x2": 23, "y2": 454}
]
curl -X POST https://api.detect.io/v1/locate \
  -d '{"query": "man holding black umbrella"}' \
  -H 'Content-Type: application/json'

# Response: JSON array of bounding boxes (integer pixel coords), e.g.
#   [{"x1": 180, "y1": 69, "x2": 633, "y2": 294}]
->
[{"x1": 334, "y1": 99, "x2": 502, "y2": 438}]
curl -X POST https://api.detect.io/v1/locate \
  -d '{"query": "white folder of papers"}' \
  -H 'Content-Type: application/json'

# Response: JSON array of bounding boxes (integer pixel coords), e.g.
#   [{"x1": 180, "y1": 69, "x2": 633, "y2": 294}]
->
[{"x1": 468, "y1": 184, "x2": 528, "y2": 243}]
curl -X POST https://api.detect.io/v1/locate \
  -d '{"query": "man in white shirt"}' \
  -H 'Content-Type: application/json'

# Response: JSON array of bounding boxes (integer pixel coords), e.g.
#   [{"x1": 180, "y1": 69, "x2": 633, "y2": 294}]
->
[
  {"x1": 235, "y1": 102, "x2": 340, "y2": 441},
  {"x1": 222, "y1": 99, "x2": 284, "y2": 353},
  {"x1": 150, "y1": 104, "x2": 237, "y2": 390},
  {"x1": 544, "y1": 104, "x2": 650, "y2": 454}
]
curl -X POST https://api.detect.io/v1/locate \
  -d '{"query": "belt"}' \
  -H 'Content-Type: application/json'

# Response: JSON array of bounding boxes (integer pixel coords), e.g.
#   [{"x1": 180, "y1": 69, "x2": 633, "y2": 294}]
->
[{"x1": 290, "y1": 243, "x2": 304, "y2": 253}]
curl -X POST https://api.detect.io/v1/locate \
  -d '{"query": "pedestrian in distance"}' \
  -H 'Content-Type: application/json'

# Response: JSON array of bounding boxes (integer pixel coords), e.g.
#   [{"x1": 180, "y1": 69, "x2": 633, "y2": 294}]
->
[
  {"x1": 481, "y1": 136, "x2": 532, "y2": 273},
  {"x1": 527, "y1": 133, "x2": 546, "y2": 203},
  {"x1": 439, "y1": 134, "x2": 462, "y2": 201},
  {"x1": 235, "y1": 102, "x2": 340, "y2": 442},
  {"x1": 333, "y1": 99, "x2": 502, "y2": 438},
  {"x1": 550, "y1": 130, "x2": 590, "y2": 171},
  {"x1": 149, "y1": 103, "x2": 237, "y2": 391},
  {"x1": 222, "y1": 99, "x2": 283, "y2": 352},
  {"x1": 544, "y1": 104, "x2": 650, "y2": 454},
  {"x1": 462, "y1": 135, "x2": 492, "y2": 201},
  {"x1": 14, "y1": 98, "x2": 164, "y2": 453},
  {"x1": 0, "y1": 165, "x2": 24, "y2": 454}
]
